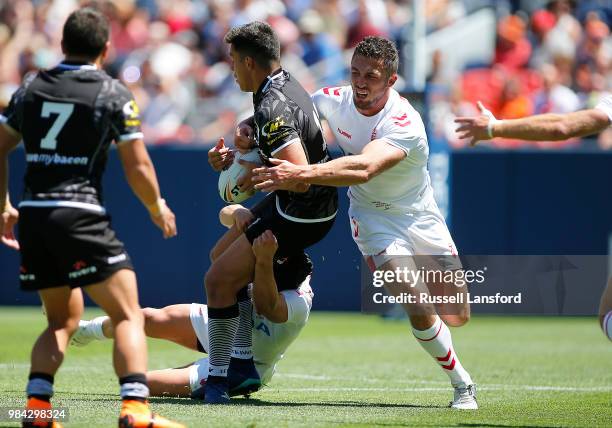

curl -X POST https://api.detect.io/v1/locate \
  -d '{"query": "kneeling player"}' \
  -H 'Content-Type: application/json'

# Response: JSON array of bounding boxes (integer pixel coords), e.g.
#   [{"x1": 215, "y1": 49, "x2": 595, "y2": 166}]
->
[{"x1": 72, "y1": 205, "x2": 314, "y2": 398}]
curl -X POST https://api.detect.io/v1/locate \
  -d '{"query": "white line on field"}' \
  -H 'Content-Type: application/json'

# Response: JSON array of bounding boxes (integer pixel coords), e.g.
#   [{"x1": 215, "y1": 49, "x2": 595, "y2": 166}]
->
[
  {"x1": 275, "y1": 373, "x2": 612, "y2": 392},
  {"x1": 276, "y1": 386, "x2": 612, "y2": 393}
]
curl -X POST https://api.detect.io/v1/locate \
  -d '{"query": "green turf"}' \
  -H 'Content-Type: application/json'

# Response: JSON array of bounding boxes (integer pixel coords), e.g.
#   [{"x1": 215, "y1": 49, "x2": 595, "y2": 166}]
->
[{"x1": 0, "y1": 307, "x2": 610, "y2": 427}]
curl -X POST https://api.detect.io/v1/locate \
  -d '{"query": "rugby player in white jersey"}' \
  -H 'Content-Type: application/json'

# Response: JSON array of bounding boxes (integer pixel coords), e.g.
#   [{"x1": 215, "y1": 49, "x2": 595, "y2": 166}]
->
[
  {"x1": 70, "y1": 204, "x2": 314, "y2": 398},
  {"x1": 241, "y1": 36, "x2": 477, "y2": 409},
  {"x1": 455, "y1": 95, "x2": 612, "y2": 342}
]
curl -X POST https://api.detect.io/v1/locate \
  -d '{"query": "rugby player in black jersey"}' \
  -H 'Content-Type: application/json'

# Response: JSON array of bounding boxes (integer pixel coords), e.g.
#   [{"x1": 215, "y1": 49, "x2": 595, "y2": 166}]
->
[
  {"x1": 0, "y1": 8, "x2": 182, "y2": 428},
  {"x1": 205, "y1": 21, "x2": 338, "y2": 403}
]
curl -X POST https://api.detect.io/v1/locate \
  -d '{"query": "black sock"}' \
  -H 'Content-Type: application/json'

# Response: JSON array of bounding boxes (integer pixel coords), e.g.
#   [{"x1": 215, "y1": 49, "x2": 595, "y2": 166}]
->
[
  {"x1": 26, "y1": 372, "x2": 54, "y2": 402},
  {"x1": 207, "y1": 304, "x2": 240, "y2": 379},
  {"x1": 231, "y1": 287, "x2": 253, "y2": 360},
  {"x1": 119, "y1": 373, "x2": 149, "y2": 402}
]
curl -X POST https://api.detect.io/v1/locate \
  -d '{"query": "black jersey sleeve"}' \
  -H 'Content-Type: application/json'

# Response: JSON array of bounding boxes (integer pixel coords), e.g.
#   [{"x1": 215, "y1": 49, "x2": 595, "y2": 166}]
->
[
  {"x1": 107, "y1": 81, "x2": 144, "y2": 144},
  {"x1": 254, "y1": 94, "x2": 301, "y2": 157},
  {"x1": 0, "y1": 72, "x2": 37, "y2": 137}
]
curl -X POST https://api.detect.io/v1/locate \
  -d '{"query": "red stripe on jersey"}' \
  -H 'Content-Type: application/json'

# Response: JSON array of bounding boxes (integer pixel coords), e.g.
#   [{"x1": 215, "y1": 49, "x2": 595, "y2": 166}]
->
[
  {"x1": 392, "y1": 113, "x2": 407, "y2": 120},
  {"x1": 394, "y1": 120, "x2": 411, "y2": 127},
  {"x1": 322, "y1": 87, "x2": 341, "y2": 96}
]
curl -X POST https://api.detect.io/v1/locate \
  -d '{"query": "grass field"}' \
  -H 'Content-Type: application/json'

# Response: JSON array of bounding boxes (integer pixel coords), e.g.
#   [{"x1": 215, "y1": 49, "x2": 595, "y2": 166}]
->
[{"x1": 0, "y1": 307, "x2": 610, "y2": 427}]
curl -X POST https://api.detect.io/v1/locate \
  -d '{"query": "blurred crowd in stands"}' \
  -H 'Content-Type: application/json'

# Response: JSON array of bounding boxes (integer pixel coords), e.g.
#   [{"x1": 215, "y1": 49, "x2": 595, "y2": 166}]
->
[
  {"x1": 429, "y1": 0, "x2": 612, "y2": 149},
  {"x1": 0, "y1": 0, "x2": 610, "y2": 149}
]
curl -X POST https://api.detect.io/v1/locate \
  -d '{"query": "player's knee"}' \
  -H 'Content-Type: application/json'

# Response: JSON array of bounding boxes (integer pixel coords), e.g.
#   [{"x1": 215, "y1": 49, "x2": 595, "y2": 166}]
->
[
  {"x1": 442, "y1": 312, "x2": 470, "y2": 327},
  {"x1": 204, "y1": 268, "x2": 224, "y2": 294},
  {"x1": 209, "y1": 245, "x2": 222, "y2": 263},
  {"x1": 107, "y1": 304, "x2": 144, "y2": 327},
  {"x1": 142, "y1": 307, "x2": 162, "y2": 324},
  {"x1": 47, "y1": 314, "x2": 80, "y2": 335}
]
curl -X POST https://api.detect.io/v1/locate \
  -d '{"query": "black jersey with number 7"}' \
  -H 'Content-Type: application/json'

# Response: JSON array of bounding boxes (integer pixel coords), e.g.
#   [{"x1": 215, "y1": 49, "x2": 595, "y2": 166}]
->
[{"x1": 0, "y1": 63, "x2": 143, "y2": 208}]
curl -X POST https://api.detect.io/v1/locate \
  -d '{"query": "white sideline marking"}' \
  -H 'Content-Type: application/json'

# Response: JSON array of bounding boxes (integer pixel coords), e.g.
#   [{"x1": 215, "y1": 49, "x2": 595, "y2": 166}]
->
[
  {"x1": 276, "y1": 373, "x2": 612, "y2": 392},
  {"x1": 276, "y1": 386, "x2": 612, "y2": 393}
]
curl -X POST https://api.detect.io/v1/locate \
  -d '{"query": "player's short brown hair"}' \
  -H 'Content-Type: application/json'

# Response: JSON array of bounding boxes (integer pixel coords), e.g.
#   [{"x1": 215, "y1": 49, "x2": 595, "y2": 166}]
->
[{"x1": 354, "y1": 36, "x2": 399, "y2": 78}]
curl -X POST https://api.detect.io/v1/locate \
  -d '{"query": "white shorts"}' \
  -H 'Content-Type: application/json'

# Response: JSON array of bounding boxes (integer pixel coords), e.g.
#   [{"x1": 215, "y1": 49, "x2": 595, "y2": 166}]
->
[
  {"x1": 189, "y1": 303, "x2": 209, "y2": 352},
  {"x1": 189, "y1": 357, "x2": 210, "y2": 392},
  {"x1": 348, "y1": 202, "x2": 459, "y2": 267}
]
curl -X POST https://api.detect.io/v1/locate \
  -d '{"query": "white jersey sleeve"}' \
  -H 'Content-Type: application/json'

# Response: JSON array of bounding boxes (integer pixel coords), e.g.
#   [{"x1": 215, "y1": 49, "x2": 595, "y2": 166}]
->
[
  {"x1": 379, "y1": 108, "x2": 426, "y2": 157},
  {"x1": 311, "y1": 87, "x2": 345, "y2": 121},
  {"x1": 595, "y1": 95, "x2": 612, "y2": 125}
]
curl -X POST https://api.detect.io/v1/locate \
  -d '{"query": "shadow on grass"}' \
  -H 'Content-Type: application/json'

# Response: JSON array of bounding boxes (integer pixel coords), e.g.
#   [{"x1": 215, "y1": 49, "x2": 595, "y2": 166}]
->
[{"x1": 148, "y1": 396, "x2": 447, "y2": 409}]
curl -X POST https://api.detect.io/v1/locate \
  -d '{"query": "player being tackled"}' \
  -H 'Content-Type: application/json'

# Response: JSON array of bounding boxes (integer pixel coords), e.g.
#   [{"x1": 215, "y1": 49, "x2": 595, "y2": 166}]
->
[{"x1": 72, "y1": 205, "x2": 315, "y2": 401}]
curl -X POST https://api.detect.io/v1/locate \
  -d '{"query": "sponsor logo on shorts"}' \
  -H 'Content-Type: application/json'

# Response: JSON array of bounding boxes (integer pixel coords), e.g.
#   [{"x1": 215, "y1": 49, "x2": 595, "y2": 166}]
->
[
  {"x1": 19, "y1": 265, "x2": 35, "y2": 281},
  {"x1": 107, "y1": 253, "x2": 127, "y2": 265},
  {"x1": 69, "y1": 261, "x2": 97, "y2": 279}
]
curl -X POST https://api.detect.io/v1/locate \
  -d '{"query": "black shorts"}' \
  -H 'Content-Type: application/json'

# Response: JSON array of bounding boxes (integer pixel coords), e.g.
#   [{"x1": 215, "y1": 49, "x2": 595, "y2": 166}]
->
[
  {"x1": 244, "y1": 193, "x2": 335, "y2": 256},
  {"x1": 18, "y1": 207, "x2": 133, "y2": 291}
]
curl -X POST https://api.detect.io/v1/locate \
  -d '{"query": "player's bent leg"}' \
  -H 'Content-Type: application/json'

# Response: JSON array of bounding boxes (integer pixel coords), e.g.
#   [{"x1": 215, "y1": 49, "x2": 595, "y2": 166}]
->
[
  {"x1": 378, "y1": 258, "x2": 477, "y2": 408},
  {"x1": 73, "y1": 304, "x2": 200, "y2": 351},
  {"x1": 84, "y1": 269, "x2": 146, "y2": 377},
  {"x1": 30, "y1": 286, "x2": 84, "y2": 376},
  {"x1": 210, "y1": 224, "x2": 242, "y2": 262},
  {"x1": 147, "y1": 366, "x2": 193, "y2": 398},
  {"x1": 142, "y1": 305, "x2": 200, "y2": 350},
  {"x1": 204, "y1": 235, "x2": 256, "y2": 403},
  {"x1": 427, "y1": 273, "x2": 471, "y2": 327},
  {"x1": 205, "y1": 234, "x2": 256, "y2": 306},
  {"x1": 598, "y1": 276, "x2": 612, "y2": 341},
  {"x1": 25, "y1": 286, "x2": 83, "y2": 428}
]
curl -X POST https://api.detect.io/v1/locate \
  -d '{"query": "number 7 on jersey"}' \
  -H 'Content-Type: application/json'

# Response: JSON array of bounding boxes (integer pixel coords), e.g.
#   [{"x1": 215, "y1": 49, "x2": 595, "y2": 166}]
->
[{"x1": 40, "y1": 102, "x2": 74, "y2": 150}]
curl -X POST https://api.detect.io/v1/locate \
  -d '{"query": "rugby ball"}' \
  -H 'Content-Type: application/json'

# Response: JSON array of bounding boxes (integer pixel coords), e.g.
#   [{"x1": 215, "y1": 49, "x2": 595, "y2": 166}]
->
[{"x1": 218, "y1": 149, "x2": 263, "y2": 204}]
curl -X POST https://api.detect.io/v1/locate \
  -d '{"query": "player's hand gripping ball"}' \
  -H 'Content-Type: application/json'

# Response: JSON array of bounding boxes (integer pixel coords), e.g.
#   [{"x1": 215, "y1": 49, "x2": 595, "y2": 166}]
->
[{"x1": 218, "y1": 149, "x2": 263, "y2": 204}]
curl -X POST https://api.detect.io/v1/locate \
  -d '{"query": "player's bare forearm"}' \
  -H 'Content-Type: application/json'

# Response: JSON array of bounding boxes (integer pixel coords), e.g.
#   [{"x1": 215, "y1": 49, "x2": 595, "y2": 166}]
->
[
  {"x1": 118, "y1": 140, "x2": 162, "y2": 209},
  {"x1": 302, "y1": 140, "x2": 405, "y2": 186},
  {"x1": 0, "y1": 156, "x2": 8, "y2": 212},
  {"x1": 0, "y1": 126, "x2": 20, "y2": 212},
  {"x1": 253, "y1": 140, "x2": 404, "y2": 190},
  {"x1": 253, "y1": 258, "x2": 287, "y2": 323},
  {"x1": 493, "y1": 110, "x2": 609, "y2": 140}
]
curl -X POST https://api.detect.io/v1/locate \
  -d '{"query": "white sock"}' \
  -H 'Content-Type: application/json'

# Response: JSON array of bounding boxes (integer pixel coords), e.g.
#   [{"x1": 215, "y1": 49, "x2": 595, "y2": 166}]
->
[
  {"x1": 604, "y1": 311, "x2": 612, "y2": 341},
  {"x1": 90, "y1": 316, "x2": 109, "y2": 340},
  {"x1": 412, "y1": 316, "x2": 473, "y2": 388}
]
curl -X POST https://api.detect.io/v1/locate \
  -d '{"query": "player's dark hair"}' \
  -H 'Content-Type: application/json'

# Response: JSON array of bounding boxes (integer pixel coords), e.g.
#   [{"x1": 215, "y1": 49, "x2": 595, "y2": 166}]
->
[
  {"x1": 354, "y1": 36, "x2": 399, "y2": 78},
  {"x1": 224, "y1": 21, "x2": 281, "y2": 68},
  {"x1": 62, "y1": 8, "x2": 109, "y2": 59}
]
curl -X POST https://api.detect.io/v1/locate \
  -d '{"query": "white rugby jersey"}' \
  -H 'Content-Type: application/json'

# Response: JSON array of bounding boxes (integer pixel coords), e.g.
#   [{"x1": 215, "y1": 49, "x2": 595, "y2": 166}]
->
[
  {"x1": 252, "y1": 278, "x2": 313, "y2": 384},
  {"x1": 312, "y1": 86, "x2": 434, "y2": 212},
  {"x1": 595, "y1": 94, "x2": 612, "y2": 124}
]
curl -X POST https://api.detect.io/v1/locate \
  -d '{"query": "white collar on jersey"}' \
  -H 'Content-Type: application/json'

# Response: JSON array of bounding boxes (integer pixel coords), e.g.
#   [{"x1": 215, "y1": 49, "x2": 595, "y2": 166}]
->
[
  {"x1": 260, "y1": 68, "x2": 284, "y2": 94},
  {"x1": 57, "y1": 62, "x2": 98, "y2": 71}
]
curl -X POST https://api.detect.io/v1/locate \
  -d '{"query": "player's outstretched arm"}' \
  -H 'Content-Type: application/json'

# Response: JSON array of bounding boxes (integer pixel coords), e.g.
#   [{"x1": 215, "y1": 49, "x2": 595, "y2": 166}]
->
[
  {"x1": 0, "y1": 124, "x2": 21, "y2": 250},
  {"x1": 117, "y1": 138, "x2": 177, "y2": 239},
  {"x1": 252, "y1": 139, "x2": 405, "y2": 190},
  {"x1": 251, "y1": 230, "x2": 289, "y2": 323},
  {"x1": 455, "y1": 101, "x2": 610, "y2": 145}
]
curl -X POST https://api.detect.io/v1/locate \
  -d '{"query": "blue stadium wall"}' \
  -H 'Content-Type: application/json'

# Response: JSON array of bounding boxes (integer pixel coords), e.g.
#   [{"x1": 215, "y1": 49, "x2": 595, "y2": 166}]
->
[{"x1": 1, "y1": 148, "x2": 611, "y2": 310}]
